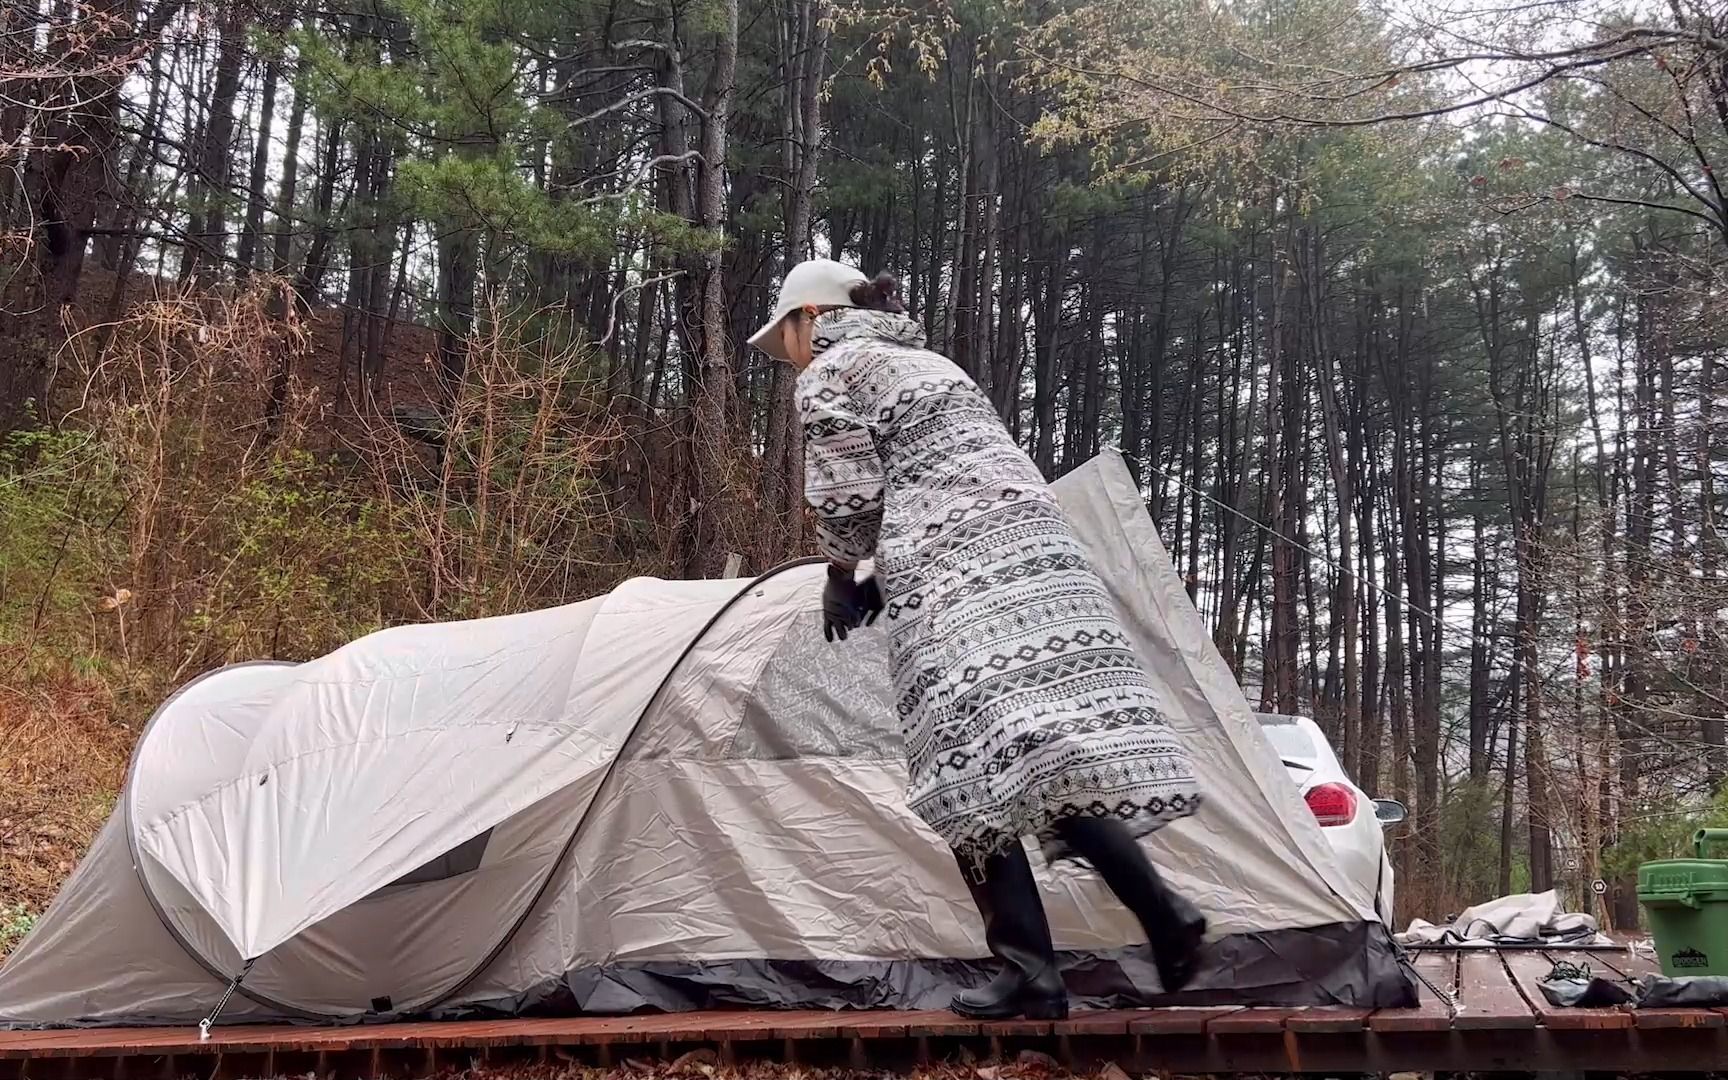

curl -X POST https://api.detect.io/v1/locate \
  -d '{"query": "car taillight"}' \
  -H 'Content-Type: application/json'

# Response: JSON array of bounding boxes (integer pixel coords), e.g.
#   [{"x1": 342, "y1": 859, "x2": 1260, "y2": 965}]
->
[{"x1": 1305, "y1": 783, "x2": 1356, "y2": 826}]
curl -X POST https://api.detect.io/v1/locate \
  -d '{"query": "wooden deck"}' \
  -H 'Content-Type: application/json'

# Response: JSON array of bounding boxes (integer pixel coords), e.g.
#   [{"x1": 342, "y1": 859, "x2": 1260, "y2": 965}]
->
[{"x1": 4, "y1": 949, "x2": 1724, "y2": 1077}]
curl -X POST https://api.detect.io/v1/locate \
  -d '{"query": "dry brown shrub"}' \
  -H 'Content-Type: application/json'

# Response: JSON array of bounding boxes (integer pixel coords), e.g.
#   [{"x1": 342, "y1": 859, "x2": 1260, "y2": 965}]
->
[
  {"x1": 2, "y1": 284, "x2": 674, "y2": 952},
  {"x1": 351, "y1": 294, "x2": 658, "y2": 618},
  {"x1": 0, "y1": 674, "x2": 128, "y2": 955}
]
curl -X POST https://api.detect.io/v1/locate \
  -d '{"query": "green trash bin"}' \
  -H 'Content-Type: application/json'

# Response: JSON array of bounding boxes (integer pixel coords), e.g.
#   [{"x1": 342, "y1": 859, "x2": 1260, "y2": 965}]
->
[{"x1": 1638, "y1": 828, "x2": 1728, "y2": 977}]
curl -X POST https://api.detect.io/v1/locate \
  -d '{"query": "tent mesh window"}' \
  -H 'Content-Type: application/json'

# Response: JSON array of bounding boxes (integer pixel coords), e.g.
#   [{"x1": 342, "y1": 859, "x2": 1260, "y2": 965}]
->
[
  {"x1": 380, "y1": 827, "x2": 493, "y2": 889},
  {"x1": 727, "y1": 613, "x2": 902, "y2": 760}
]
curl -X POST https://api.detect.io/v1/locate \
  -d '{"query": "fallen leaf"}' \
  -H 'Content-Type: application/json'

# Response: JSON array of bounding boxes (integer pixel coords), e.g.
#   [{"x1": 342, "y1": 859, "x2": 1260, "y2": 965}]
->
[{"x1": 670, "y1": 1048, "x2": 718, "y2": 1073}]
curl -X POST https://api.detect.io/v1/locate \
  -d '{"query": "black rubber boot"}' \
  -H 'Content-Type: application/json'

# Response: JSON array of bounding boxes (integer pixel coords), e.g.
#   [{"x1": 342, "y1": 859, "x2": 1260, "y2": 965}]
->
[
  {"x1": 1055, "y1": 816, "x2": 1207, "y2": 995},
  {"x1": 951, "y1": 844, "x2": 1070, "y2": 1020}
]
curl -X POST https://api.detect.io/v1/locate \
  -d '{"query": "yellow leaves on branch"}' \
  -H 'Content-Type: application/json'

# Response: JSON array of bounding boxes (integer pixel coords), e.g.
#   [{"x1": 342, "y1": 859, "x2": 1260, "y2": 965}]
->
[
  {"x1": 1016, "y1": 0, "x2": 1433, "y2": 178},
  {"x1": 827, "y1": 0, "x2": 957, "y2": 89}
]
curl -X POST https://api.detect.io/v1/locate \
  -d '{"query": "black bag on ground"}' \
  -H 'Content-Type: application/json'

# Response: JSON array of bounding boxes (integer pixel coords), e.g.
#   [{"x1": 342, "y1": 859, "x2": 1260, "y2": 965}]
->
[{"x1": 1637, "y1": 975, "x2": 1728, "y2": 1008}]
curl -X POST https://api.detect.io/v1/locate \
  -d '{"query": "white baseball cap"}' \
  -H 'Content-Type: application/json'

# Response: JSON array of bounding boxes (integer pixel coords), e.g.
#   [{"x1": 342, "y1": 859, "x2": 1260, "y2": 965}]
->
[{"x1": 748, "y1": 258, "x2": 869, "y2": 359}]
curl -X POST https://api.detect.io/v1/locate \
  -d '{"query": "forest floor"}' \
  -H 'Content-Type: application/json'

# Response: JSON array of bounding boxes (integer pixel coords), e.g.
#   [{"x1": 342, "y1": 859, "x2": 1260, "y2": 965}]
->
[{"x1": 0, "y1": 676, "x2": 128, "y2": 952}]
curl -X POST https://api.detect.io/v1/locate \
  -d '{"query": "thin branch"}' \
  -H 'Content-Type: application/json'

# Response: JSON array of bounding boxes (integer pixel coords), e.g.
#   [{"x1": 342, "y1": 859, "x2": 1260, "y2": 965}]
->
[
  {"x1": 599, "y1": 271, "x2": 684, "y2": 347},
  {"x1": 566, "y1": 86, "x2": 709, "y2": 129}
]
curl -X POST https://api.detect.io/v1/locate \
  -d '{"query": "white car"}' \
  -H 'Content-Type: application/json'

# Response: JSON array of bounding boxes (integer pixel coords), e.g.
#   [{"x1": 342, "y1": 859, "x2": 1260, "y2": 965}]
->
[{"x1": 1254, "y1": 712, "x2": 1404, "y2": 926}]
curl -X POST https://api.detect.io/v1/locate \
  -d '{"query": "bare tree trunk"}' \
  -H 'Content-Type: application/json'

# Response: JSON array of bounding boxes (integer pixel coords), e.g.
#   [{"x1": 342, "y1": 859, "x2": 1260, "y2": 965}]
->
[
  {"x1": 1702, "y1": 345, "x2": 1725, "y2": 789},
  {"x1": 688, "y1": 0, "x2": 741, "y2": 576},
  {"x1": 101, "y1": 37, "x2": 171, "y2": 273},
  {"x1": 1381, "y1": 480, "x2": 1411, "y2": 828},
  {"x1": 1264, "y1": 226, "x2": 1300, "y2": 715},
  {"x1": 31, "y1": 0, "x2": 189, "y2": 310},
  {"x1": 761, "y1": 0, "x2": 830, "y2": 553},
  {"x1": 1309, "y1": 228, "x2": 1359, "y2": 774},
  {"x1": 270, "y1": 63, "x2": 308, "y2": 278},
  {"x1": 1033, "y1": 240, "x2": 1063, "y2": 475},
  {"x1": 1469, "y1": 478, "x2": 1492, "y2": 783},
  {"x1": 236, "y1": 57, "x2": 279, "y2": 276},
  {"x1": 184, "y1": 8, "x2": 245, "y2": 287},
  {"x1": 295, "y1": 116, "x2": 344, "y2": 303}
]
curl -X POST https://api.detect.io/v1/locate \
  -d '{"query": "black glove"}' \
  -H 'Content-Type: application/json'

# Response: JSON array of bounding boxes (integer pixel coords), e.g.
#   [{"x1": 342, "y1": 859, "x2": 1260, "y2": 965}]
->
[{"x1": 823, "y1": 565, "x2": 884, "y2": 642}]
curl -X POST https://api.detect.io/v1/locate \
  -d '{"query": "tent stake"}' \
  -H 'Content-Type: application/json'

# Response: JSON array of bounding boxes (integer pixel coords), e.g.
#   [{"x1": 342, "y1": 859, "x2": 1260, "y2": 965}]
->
[{"x1": 199, "y1": 958, "x2": 256, "y2": 1041}]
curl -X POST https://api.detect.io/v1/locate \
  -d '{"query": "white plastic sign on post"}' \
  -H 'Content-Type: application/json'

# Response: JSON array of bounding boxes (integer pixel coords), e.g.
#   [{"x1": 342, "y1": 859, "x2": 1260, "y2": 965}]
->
[{"x1": 1592, "y1": 878, "x2": 1608, "y2": 895}]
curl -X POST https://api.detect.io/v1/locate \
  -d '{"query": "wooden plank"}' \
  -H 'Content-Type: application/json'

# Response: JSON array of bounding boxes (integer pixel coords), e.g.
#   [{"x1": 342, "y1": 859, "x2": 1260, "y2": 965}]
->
[
  {"x1": 1125, "y1": 1007, "x2": 1239, "y2": 1035},
  {"x1": 1598, "y1": 948, "x2": 1663, "y2": 981},
  {"x1": 1630, "y1": 1006, "x2": 1725, "y2": 1030},
  {"x1": 1501, "y1": 950, "x2": 1631, "y2": 1030},
  {"x1": 716, "y1": 1013, "x2": 810, "y2": 1041},
  {"x1": 1452, "y1": 951, "x2": 1535, "y2": 1030},
  {"x1": 845, "y1": 1012, "x2": 920, "y2": 1039},
  {"x1": 903, "y1": 1012, "x2": 981, "y2": 1037},
  {"x1": 0, "y1": 1012, "x2": 974, "y2": 1057},
  {"x1": 1198, "y1": 1005, "x2": 1371, "y2": 1035},
  {"x1": 1283, "y1": 1007, "x2": 1372, "y2": 1034},
  {"x1": 982, "y1": 1017, "x2": 1056, "y2": 1037},
  {"x1": 1205, "y1": 1008, "x2": 1303, "y2": 1035},
  {"x1": 1052, "y1": 1010, "x2": 1134, "y2": 1036},
  {"x1": 570, "y1": 1013, "x2": 732, "y2": 1046},
  {"x1": 1368, "y1": 950, "x2": 1455, "y2": 1032},
  {"x1": 11, "y1": 1009, "x2": 1728, "y2": 1076}
]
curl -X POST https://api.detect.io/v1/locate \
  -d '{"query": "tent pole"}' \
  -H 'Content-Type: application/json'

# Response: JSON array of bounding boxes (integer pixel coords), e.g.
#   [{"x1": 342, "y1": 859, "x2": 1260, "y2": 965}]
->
[{"x1": 199, "y1": 957, "x2": 256, "y2": 1040}]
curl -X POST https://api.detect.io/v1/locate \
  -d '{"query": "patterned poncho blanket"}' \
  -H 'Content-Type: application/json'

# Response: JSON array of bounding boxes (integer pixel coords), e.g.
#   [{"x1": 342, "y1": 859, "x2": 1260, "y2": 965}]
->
[{"x1": 797, "y1": 308, "x2": 1202, "y2": 869}]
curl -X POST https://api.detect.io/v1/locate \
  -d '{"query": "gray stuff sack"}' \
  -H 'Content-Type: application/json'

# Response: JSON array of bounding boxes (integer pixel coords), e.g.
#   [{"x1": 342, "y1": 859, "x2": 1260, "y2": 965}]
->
[{"x1": 1539, "y1": 975, "x2": 1632, "y2": 1008}]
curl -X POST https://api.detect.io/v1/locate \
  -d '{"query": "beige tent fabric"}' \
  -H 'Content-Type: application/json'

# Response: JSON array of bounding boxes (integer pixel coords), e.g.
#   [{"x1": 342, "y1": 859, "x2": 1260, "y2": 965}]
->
[
  {"x1": 133, "y1": 580, "x2": 741, "y2": 960},
  {"x1": 1051, "y1": 449, "x2": 1375, "y2": 921},
  {"x1": 2, "y1": 451, "x2": 1385, "y2": 1026},
  {"x1": 0, "y1": 816, "x2": 271, "y2": 1026}
]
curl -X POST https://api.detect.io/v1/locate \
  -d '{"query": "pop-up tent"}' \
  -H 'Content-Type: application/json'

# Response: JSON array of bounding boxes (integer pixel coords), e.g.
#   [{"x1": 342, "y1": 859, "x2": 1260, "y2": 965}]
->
[{"x1": 0, "y1": 450, "x2": 1414, "y2": 1028}]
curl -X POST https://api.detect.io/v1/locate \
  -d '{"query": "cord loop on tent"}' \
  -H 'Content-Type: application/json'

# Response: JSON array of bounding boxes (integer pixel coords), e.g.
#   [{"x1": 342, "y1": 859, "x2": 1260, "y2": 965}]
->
[{"x1": 198, "y1": 957, "x2": 256, "y2": 1041}]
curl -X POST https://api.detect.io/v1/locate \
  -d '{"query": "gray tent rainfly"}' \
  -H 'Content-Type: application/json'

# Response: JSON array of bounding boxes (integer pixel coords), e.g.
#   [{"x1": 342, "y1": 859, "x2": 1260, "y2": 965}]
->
[{"x1": 0, "y1": 451, "x2": 1415, "y2": 1028}]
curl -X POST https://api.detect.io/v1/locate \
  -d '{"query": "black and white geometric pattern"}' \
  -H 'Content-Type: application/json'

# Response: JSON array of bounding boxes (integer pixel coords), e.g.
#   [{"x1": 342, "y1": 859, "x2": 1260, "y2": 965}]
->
[{"x1": 798, "y1": 309, "x2": 1202, "y2": 871}]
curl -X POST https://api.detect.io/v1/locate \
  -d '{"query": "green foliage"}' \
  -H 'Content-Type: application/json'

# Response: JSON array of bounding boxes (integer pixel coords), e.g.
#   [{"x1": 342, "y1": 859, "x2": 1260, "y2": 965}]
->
[
  {"x1": 1604, "y1": 790, "x2": 1728, "y2": 885},
  {"x1": 397, "y1": 153, "x2": 621, "y2": 259},
  {"x1": 1, "y1": 295, "x2": 638, "y2": 707},
  {"x1": 0, "y1": 905, "x2": 35, "y2": 955},
  {"x1": 0, "y1": 427, "x2": 126, "y2": 666},
  {"x1": 0, "y1": 420, "x2": 414, "y2": 686},
  {"x1": 1438, "y1": 780, "x2": 1505, "y2": 907},
  {"x1": 286, "y1": 0, "x2": 718, "y2": 279},
  {"x1": 177, "y1": 451, "x2": 411, "y2": 662}
]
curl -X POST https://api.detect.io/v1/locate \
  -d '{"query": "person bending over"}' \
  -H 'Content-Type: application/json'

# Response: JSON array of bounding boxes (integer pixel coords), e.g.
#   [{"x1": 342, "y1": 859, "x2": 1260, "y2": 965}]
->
[{"x1": 747, "y1": 259, "x2": 1207, "y2": 1020}]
